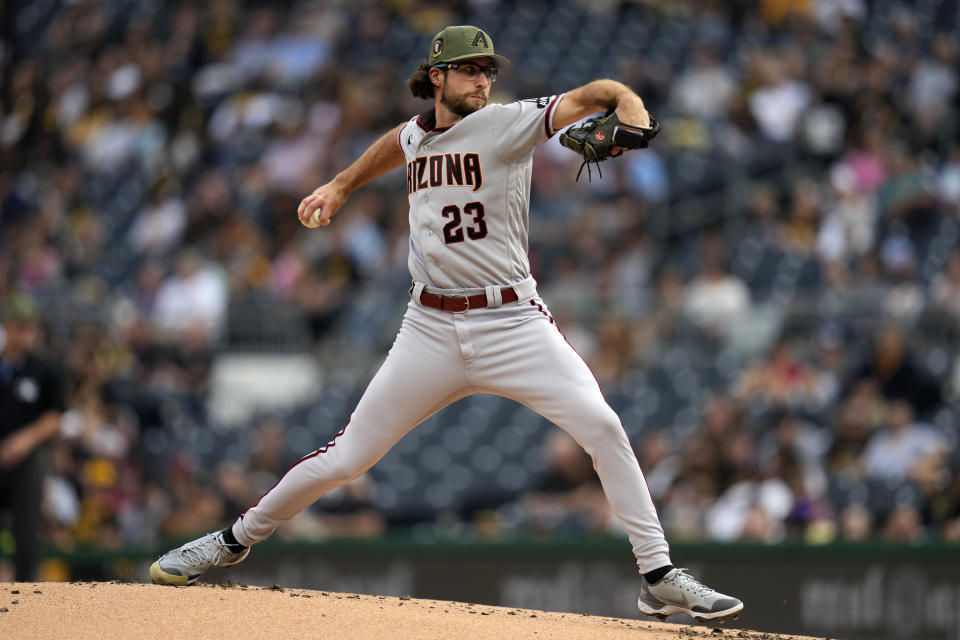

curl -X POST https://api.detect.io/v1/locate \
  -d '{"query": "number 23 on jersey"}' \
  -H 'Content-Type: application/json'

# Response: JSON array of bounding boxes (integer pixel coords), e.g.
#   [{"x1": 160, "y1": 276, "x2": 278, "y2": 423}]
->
[
  {"x1": 441, "y1": 202, "x2": 487, "y2": 244},
  {"x1": 406, "y1": 152, "x2": 488, "y2": 246}
]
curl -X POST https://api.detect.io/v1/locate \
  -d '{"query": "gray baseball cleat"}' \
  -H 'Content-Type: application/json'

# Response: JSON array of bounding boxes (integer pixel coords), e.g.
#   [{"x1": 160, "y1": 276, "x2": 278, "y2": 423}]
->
[
  {"x1": 150, "y1": 531, "x2": 250, "y2": 586},
  {"x1": 638, "y1": 568, "x2": 743, "y2": 623}
]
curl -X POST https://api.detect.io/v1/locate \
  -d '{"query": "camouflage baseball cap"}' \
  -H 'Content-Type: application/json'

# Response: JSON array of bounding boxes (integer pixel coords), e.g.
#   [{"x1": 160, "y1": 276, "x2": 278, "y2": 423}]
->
[
  {"x1": 1, "y1": 295, "x2": 38, "y2": 325},
  {"x1": 428, "y1": 26, "x2": 511, "y2": 66}
]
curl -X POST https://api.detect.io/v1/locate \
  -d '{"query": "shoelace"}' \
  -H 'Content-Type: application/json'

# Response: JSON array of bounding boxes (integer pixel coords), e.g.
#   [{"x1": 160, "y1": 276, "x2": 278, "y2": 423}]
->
[
  {"x1": 575, "y1": 159, "x2": 603, "y2": 182},
  {"x1": 178, "y1": 534, "x2": 226, "y2": 568},
  {"x1": 668, "y1": 569, "x2": 715, "y2": 597}
]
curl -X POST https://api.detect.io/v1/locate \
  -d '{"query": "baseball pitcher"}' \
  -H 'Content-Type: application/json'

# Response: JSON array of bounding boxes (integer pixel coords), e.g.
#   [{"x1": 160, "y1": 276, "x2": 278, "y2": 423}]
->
[{"x1": 151, "y1": 25, "x2": 743, "y2": 624}]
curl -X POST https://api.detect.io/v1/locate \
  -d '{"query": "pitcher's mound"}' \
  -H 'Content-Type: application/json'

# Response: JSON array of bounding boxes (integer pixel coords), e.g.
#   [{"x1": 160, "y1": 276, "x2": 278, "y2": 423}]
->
[{"x1": 0, "y1": 581, "x2": 816, "y2": 640}]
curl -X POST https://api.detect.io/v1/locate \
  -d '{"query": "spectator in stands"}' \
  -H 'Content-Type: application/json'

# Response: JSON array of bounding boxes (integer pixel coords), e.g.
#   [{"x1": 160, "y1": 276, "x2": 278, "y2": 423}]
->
[
  {"x1": 60, "y1": 383, "x2": 137, "y2": 461},
  {"x1": 841, "y1": 128, "x2": 888, "y2": 196},
  {"x1": 588, "y1": 315, "x2": 634, "y2": 389},
  {"x1": 734, "y1": 337, "x2": 823, "y2": 411},
  {"x1": 11, "y1": 225, "x2": 62, "y2": 294},
  {"x1": 670, "y1": 43, "x2": 737, "y2": 123},
  {"x1": 641, "y1": 264, "x2": 687, "y2": 359},
  {"x1": 943, "y1": 518, "x2": 960, "y2": 542},
  {"x1": 877, "y1": 143, "x2": 938, "y2": 241},
  {"x1": 623, "y1": 145, "x2": 670, "y2": 203},
  {"x1": 248, "y1": 415, "x2": 294, "y2": 491},
  {"x1": 683, "y1": 234, "x2": 751, "y2": 341},
  {"x1": 809, "y1": 323, "x2": 846, "y2": 410},
  {"x1": 291, "y1": 250, "x2": 360, "y2": 340},
  {"x1": 658, "y1": 426, "x2": 728, "y2": 541},
  {"x1": 862, "y1": 400, "x2": 944, "y2": 484},
  {"x1": 284, "y1": 474, "x2": 386, "y2": 541},
  {"x1": 780, "y1": 178, "x2": 822, "y2": 255},
  {"x1": 848, "y1": 325, "x2": 942, "y2": 418},
  {"x1": 746, "y1": 48, "x2": 811, "y2": 143},
  {"x1": 816, "y1": 163, "x2": 877, "y2": 264},
  {"x1": 635, "y1": 429, "x2": 679, "y2": 503},
  {"x1": 152, "y1": 248, "x2": 229, "y2": 342},
  {"x1": 838, "y1": 503, "x2": 874, "y2": 541},
  {"x1": 704, "y1": 450, "x2": 793, "y2": 543},
  {"x1": 931, "y1": 251, "x2": 960, "y2": 324},
  {"x1": 881, "y1": 504, "x2": 926, "y2": 543},
  {"x1": 608, "y1": 223, "x2": 656, "y2": 314},
  {"x1": 880, "y1": 233, "x2": 926, "y2": 325},
  {"x1": 844, "y1": 253, "x2": 890, "y2": 312},
  {"x1": 42, "y1": 440, "x2": 82, "y2": 549},
  {"x1": 742, "y1": 182, "x2": 781, "y2": 247},
  {"x1": 938, "y1": 470, "x2": 960, "y2": 541},
  {"x1": 757, "y1": 409, "x2": 829, "y2": 494},
  {"x1": 160, "y1": 453, "x2": 225, "y2": 539},
  {"x1": 826, "y1": 384, "x2": 885, "y2": 481},
  {"x1": 910, "y1": 441, "x2": 955, "y2": 533},
  {"x1": 128, "y1": 177, "x2": 186, "y2": 257},
  {"x1": 62, "y1": 210, "x2": 106, "y2": 281},
  {"x1": 513, "y1": 431, "x2": 610, "y2": 537},
  {"x1": 907, "y1": 34, "x2": 958, "y2": 126},
  {"x1": 658, "y1": 471, "x2": 716, "y2": 541},
  {"x1": 936, "y1": 147, "x2": 960, "y2": 208}
]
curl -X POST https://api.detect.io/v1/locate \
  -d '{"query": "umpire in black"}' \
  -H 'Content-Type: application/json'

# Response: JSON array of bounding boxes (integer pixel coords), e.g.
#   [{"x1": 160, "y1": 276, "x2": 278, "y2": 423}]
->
[{"x1": 0, "y1": 295, "x2": 65, "y2": 581}]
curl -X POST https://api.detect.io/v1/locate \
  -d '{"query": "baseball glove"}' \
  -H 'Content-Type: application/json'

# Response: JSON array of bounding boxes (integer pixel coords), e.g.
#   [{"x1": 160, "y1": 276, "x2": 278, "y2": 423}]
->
[{"x1": 559, "y1": 110, "x2": 660, "y2": 181}]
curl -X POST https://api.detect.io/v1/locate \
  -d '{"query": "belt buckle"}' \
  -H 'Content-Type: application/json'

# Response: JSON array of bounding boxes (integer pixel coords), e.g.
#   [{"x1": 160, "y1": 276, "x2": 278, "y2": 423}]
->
[{"x1": 448, "y1": 294, "x2": 469, "y2": 313}]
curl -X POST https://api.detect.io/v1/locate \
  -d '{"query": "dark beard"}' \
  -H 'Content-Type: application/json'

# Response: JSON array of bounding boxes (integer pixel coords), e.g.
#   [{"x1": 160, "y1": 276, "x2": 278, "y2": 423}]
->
[{"x1": 442, "y1": 85, "x2": 483, "y2": 118}]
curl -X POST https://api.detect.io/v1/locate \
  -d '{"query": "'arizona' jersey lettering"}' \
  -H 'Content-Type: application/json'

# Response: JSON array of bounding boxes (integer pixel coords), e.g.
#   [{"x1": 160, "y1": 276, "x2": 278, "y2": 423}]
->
[
  {"x1": 397, "y1": 95, "x2": 563, "y2": 289},
  {"x1": 406, "y1": 153, "x2": 483, "y2": 194}
]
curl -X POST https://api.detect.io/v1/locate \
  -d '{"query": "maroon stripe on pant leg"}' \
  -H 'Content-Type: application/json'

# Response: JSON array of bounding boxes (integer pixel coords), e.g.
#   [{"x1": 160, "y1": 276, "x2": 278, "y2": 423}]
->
[
  {"x1": 531, "y1": 299, "x2": 607, "y2": 402},
  {"x1": 238, "y1": 422, "x2": 351, "y2": 521},
  {"x1": 529, "y1": 299, "x2": 556, "y2": 324},
  {"x1": 529, "y1": 299, "x2": 665, "y2": 557}
]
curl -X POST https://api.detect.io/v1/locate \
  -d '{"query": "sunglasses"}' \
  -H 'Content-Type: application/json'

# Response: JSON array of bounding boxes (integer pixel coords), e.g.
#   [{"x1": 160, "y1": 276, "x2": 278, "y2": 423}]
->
[{"x1": 434, "y1": 62, "x2": 498, "y2": 82}]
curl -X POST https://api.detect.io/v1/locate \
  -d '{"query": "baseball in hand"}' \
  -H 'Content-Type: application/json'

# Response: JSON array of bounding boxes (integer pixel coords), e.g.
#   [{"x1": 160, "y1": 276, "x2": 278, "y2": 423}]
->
[{"x1": 309, "y1": 207, "x2": 323, "y2": 228}]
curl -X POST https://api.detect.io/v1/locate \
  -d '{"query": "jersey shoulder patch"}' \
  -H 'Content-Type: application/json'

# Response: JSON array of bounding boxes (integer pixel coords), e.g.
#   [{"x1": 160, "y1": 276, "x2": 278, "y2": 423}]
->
[{"x1": 521, "y1": 96, "x2": 551, "y2": 109}]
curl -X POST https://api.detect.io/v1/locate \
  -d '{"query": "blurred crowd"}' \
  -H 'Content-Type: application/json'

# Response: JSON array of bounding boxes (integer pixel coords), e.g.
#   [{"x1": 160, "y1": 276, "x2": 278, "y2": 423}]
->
[{"x1": 2, "y1": 0, "x2": 960, "y2": 568}]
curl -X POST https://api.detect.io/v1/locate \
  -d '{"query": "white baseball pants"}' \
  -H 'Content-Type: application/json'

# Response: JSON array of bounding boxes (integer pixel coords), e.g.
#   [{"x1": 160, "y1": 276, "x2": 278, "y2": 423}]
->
[{"x1": 232, "y1": 278, "x2": 671, "y2": 573}]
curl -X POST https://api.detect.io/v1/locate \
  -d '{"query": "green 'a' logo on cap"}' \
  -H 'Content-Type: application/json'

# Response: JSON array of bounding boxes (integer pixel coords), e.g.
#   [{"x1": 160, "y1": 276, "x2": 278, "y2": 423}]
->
[{"x1": 471, "y1": 31, "x2": 488, "y2": 48}]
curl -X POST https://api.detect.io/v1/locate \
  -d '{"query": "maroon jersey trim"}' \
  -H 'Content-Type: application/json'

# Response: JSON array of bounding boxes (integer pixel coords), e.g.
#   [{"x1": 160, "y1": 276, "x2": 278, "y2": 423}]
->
[
  {"x1": 416, "y1": 108, "x2": 452, "y2": 133},
  {"x1": 544, "y1": 94, "x2": 563, "y2": 138}
]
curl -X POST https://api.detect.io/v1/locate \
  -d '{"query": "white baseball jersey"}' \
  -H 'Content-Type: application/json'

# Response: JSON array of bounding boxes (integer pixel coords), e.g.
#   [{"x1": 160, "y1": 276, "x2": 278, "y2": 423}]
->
[
  {"x1": 231, "y1": 95, "x2": 672, "y2": 577},
  {"x1": 398, "y1": 95, "x2": 563, "y2": 289}
]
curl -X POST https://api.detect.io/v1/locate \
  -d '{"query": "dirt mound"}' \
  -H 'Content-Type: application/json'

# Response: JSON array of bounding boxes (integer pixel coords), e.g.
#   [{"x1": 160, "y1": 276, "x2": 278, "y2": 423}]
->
[{"x1": 0, "y1": 582, "x2": 816, "y2": 640}]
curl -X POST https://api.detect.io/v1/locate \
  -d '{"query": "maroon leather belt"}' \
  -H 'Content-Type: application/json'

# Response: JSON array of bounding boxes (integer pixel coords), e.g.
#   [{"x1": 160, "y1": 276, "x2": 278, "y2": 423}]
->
[{"x1": 419, "y1": 286, "x2": 519, "y2": 313}]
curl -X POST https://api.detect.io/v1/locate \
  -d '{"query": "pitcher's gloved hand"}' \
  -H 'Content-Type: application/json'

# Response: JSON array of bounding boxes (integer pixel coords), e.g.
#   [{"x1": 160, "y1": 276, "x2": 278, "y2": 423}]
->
[{"x1": 559, "y1": 111, "x2": 660, "y2": 180}]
